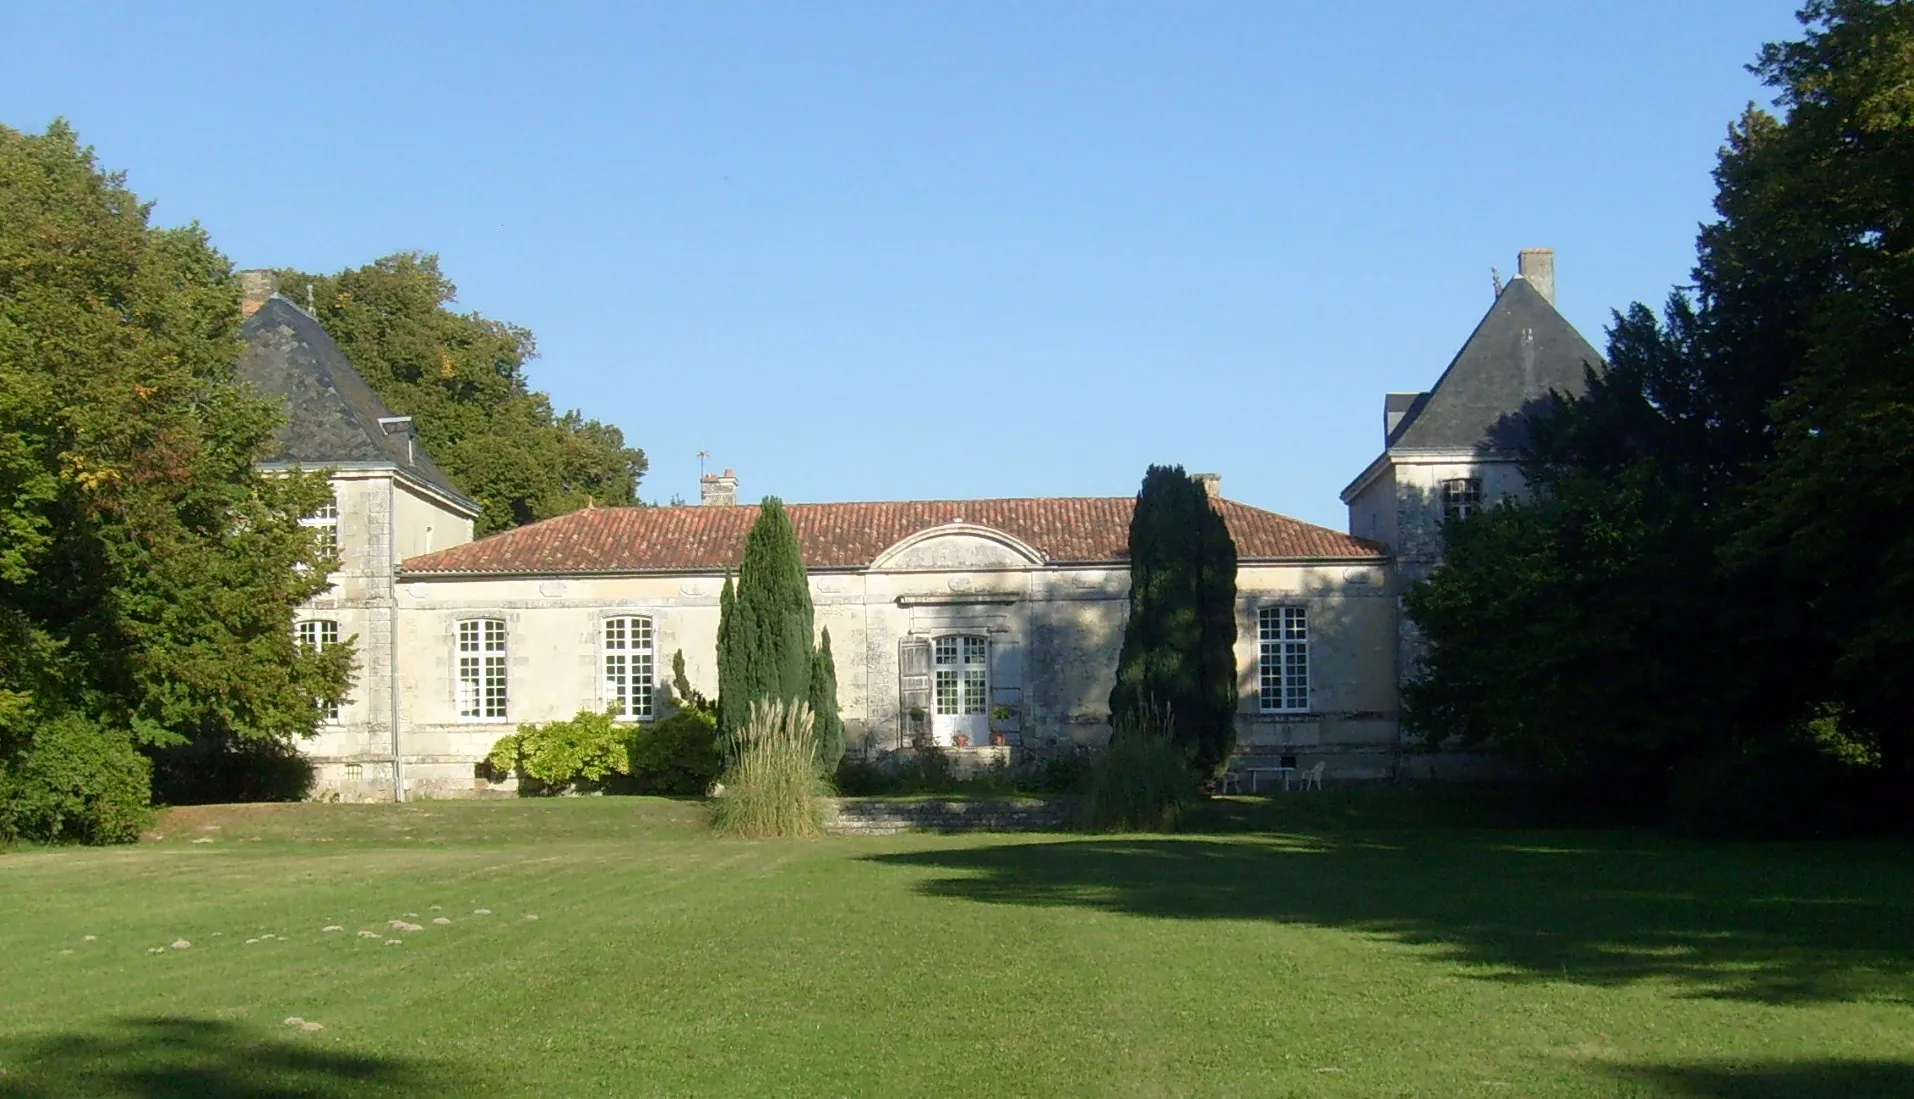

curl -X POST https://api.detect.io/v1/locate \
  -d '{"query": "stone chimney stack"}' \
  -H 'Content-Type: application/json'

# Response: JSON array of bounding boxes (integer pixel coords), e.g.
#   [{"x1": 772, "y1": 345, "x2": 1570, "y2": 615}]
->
[
  {"x1": 237, "y1": 270, "x2": 277, "y2": 318},
  {"x1": 1517, "y1": 248, "x2": 1556, "y2": 307},
  {"x1": 700, "y1": 468, "x2": 739, "y2": 507},
  {"x1": 1193, "y1": 472, "x2": 1222, "y2": 499}
]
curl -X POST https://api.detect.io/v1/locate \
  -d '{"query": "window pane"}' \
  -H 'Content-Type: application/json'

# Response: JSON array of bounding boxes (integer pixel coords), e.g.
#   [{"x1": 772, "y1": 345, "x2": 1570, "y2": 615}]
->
[
  {"x1": 484, "y1": 654, "x2": 507, "y2": 717},
  {"x1": 457, "y1": 657, "x2": 480, "y2": 717},
  {"x1": 605, "y1": 652, "x2": 628, "y2": 716},
  {"x1": 458, "y1": 620, "x2": 508, "y2": 718},
  {"x1": 963, "y1": 637, "x2": 987, "y2": 666},
  {"x1": 1258, "y1": 607, "x2": 1309, "y2": 713},
  {"x1": 935, "y1": 670, "x2": 958, "y2": 715},
  {"x1": 963, "y1": 669, "x2": 987, "y2": 714},
  {"x1": 934, "y1": 637, "x2": 958, "y2": 665},
  {"x1": 631, "y1": 650, "x2": 653, "y2": 718}
]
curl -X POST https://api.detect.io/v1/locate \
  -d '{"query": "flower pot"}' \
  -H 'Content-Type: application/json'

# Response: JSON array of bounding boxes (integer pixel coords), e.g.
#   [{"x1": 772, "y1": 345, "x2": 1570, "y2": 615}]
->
[
  {"x1": 952, "y1": 734, "x2": 970, "y2": 748},
  {"x1": 989, "y1": 732, "x2": 1007, "y2": 747}
]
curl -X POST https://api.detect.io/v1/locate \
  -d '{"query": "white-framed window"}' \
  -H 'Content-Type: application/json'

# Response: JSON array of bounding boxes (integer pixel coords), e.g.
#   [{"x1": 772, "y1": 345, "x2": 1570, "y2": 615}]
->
[
  {"x1": 301, "y1": 491, "x2": 340, "y2": 553},
  {"x1": 1258, "y1": 606, "x2": 1309, "y2": 713},
  {"x1": 296, "y1": 619, "x2": 342, "y2": 722},
  {"x1": 457, "y1": 619, "x2": 508, "y2": 720},
  {"x1": 1441, "y1": 478, "x2": 1482, "y2": 522},
  {"x1": 603, "y1": 615, "x2": 654, "y2": 719},
  {"x1": 933, "y1": 635, "x2": 988, "y2": 716}
]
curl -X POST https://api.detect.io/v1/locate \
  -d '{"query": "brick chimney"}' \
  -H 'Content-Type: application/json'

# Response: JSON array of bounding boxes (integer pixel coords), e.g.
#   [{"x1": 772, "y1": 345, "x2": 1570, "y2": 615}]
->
[
  {"x1": 1517, "y1": 248, "x2": 1555, "y2": 307},
  {"x1": 1193, "y1": 472, "x2": 1222, "y2": 498},
  {"x1": 700, "y1": 468, "x2": 739, "y2": 506},
  {"x1": 238, "y1": 270, "x2": 277, "y2": 318}
]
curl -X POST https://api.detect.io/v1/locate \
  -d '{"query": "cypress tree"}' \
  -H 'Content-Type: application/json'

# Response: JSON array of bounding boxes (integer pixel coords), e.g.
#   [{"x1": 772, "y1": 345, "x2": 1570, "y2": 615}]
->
[
  {"x1": 809, "y1": 628, "x2": 845, "y2": 771},
  {"x1": 1109, "y1": 466, "x2": 1241, "y2": 776},
  {"x1": 716, "y1": 498, "x2": 816, "y2": 750}
]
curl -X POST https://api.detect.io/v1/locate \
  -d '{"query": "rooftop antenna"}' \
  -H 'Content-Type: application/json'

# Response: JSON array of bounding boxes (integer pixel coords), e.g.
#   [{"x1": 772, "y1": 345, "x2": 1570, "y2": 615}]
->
[
  {"x1": 697, "y1": 450, "x2": 711, "y2": 480},
  {"x1": 1490, "y1": 265, "x2": 1504, "y2": 298}
]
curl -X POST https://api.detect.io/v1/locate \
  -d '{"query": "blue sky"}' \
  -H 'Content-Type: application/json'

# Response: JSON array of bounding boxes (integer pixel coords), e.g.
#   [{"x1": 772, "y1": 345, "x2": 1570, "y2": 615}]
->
[{"x1": 4, "y1": 2, "x2": 1802, "y2": 528}]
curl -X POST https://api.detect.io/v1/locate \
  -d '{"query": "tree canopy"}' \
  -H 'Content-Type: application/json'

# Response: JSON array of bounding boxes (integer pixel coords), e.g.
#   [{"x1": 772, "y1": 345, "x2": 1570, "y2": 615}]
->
[
  {"x1": 0, "y1": 122, "x2": 348, "y2": 841},
  {"x1": 1405, "y1": 0, "x2": 1914, "y2": 827},
  {"x1": 273, "y1": 254, "x2": 646, "y2": 535}
]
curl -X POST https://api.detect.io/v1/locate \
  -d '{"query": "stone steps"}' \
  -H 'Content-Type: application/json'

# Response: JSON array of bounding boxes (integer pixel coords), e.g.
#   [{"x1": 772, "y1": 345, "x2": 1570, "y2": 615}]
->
[{"x1": 828, "y1": 798, "x2": 1076, "y2": 834}]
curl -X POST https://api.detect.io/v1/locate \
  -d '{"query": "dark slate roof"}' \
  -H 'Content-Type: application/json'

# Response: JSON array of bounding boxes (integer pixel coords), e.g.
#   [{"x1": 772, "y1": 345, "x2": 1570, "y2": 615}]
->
[
  {"x1": 402, "y1": 497, "x2": 1384, "y2": 575},
  {"x1": 1386, "y1": 277, "x2": 1603, "y2": 451},
  {"x1": 237, "y1": 296, "x2": 476, "y2": 511}
]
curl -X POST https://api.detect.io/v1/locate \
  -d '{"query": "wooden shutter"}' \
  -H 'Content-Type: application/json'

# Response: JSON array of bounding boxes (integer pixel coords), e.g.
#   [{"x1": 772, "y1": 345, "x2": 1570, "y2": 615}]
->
[{"x1": 899, "y1": 638, "x2": 933, "y2": 746}]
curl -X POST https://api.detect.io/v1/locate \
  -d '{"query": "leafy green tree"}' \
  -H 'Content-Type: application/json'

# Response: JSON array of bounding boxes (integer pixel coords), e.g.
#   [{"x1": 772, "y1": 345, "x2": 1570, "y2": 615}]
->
[
  {"x1": 1408, "y1": 2, "x2": 1914, "y2": 819},
  {"x1": 809, "y1": 628, "x2": 845, "y2": 771},
  {"x1": 273, "y1": 254, "x2": 646, "y2": 534},
  {"x1": 716, "y1": 499, "x2": 831, "y2": 753},
  {"x1": 1719, "y1": 0, "x2": 1914, "y2": 780},
  {"x1": 0, "y1": 121, "x2": 348, "y2": 840},
  {"x1": 1109, "y1": 465, "x2": 1240, "y2": 777}
]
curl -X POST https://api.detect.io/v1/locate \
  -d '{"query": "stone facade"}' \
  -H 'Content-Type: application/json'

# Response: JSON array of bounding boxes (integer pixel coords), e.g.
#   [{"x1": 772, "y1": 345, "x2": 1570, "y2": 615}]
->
[
  {"x1": 338, "y1": 525, "x2": 1396, "y2": 800},
  {"x1": 247, "y1": 251, "x2": 1604, "y2": 800},
  {"x1": 296, "y1": 470, "x2": 476, "y2": 801}
]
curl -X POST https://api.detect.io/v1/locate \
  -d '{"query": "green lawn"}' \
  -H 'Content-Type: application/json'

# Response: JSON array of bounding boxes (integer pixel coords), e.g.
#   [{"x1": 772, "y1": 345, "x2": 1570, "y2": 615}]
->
[{"x1": 2, "y1": 794, "x2": 1911, "y2": 1098}]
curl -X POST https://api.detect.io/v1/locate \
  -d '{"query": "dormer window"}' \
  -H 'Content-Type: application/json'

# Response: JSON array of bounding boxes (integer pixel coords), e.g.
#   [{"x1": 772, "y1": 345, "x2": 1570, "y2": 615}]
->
[{"x1": 1441, "y1": 478, "x2": 1482, "y2": 522}]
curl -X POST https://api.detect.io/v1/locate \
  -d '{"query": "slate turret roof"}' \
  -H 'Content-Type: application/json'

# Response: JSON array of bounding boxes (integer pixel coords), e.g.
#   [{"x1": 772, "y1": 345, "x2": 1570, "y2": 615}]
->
[
  {"x1": 401, "y1": 497, "x2": 1384, "y2": 576},
  {"x1": 237, "y1": 296, "x2": 478, "y2": 514},
  {"x1": 1385, "y1": 276, "x2": 1602, "y2": 452}
]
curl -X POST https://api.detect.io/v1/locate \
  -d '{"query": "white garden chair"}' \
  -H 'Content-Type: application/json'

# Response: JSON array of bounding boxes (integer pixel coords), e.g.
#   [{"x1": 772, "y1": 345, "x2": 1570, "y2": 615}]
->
[
  {"x1": 1295, "y1": 762, "x2": 1325, "y2": 791},
  {"x1": 1217, "y1": 771, "x2": 1242, "y2": 795}
]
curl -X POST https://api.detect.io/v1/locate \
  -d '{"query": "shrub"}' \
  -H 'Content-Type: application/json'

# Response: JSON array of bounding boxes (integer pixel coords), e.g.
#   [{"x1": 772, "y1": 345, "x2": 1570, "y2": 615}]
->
[
  {"x1": 1666, "y1": 714, "x2": 1897, "y2": 839},
  {"x1": 1014, "y1": 753, "x2": 1094, "y2": 796},
  {"x1": 0, "y1": 714, "x2": 153, "y2": 845},
  {"x1": 488, "y1": 708, "x2": 630, "y2": 794},
  {"x1": 833, "y1": 757, "x2": 890, "y2": 796},
  {"x1": 149, "y1": 731, "x2": 314, "y2": 805},
  {"x1": 1086, "y1": 699, "x2": 1197, "y2": 832},
  {"x1": 711, "y1": 698, "x2": 832, "y2": 838},
  {"x1": 627, "y1": 707, "x2": 721, "y2": 795}
]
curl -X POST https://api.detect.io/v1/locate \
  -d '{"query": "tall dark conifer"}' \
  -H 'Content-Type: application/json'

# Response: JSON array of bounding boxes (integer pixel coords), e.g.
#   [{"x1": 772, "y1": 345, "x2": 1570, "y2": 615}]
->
[
  {"x1": 809, "y1": 628, "x2": 844, "y2": 771},
  {"x1": 1110, "y1": 466, "x2": 1240, "y2": 776},
  {"x1": 716, "y1": 498, "x2": 840, "y2": 755}
]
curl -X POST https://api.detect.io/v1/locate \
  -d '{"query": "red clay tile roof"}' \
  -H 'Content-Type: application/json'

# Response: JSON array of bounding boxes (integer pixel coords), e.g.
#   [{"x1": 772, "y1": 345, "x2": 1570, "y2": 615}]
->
[{"x1": 401, "y1": 498, "x2": 1384, "y2": 576}]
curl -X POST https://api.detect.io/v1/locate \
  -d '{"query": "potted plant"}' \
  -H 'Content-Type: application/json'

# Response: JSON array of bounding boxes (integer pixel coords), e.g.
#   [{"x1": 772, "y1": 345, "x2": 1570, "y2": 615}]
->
[
  {"x1": 908, "y1": 707, "x2": 931, "y2": 751},
  {"x1": 952, "y1": 733, "x2": 970, "y2": 749},
  {"x1": 989, "y1": 703, "x2": 1019, "y2": 748}
]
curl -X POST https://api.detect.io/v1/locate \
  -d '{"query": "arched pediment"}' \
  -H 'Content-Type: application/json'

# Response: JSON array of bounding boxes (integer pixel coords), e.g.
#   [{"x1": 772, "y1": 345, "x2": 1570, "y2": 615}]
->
[{"x1": 869, "y1": 523, "x2": 1046, "y2": 572}]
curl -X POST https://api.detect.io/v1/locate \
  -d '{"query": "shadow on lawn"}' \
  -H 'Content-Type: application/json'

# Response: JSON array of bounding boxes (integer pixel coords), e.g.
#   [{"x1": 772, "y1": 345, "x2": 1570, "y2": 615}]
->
[
  {"x1": 865, "y1": 818, "x2": 1914, "y2": 1006},
  {"x1": 1612, "y1": 1058, "x2": 1914, "y2": 1098},
  {"x1": 0, "y1": 1017, "x2": 458, "y2": 1099}
]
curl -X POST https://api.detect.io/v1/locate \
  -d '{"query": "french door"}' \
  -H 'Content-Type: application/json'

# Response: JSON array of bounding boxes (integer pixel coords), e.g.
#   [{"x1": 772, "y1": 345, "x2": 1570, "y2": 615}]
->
[{"x1": 932, "y1": 635, "x2": 989, "y2": 746}]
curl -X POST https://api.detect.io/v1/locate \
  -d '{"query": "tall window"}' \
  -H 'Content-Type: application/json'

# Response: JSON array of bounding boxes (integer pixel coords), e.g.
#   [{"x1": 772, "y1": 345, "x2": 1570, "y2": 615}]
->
[
  {"x1": 302, "y1": 492, "x2": 340, "y2": 553},
  {"x1": 933, "y1": 636, "x2": 988, "y2": 716},
  {"x1": 603, "y1": 616, "x2": 654, "y2": 719},
  {"x1": 457, "y1": 619, "x2": 508, "y2": 719},
  {"x1": 297, "y1": 619, "x2": 341, "y2": 721},
  {"x1": 1258, "y1": 606, "x2": 1309, "y2": 713},
  {"x1": 1441, "y1": 478, "x2": 1482, "y2": 522}
]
